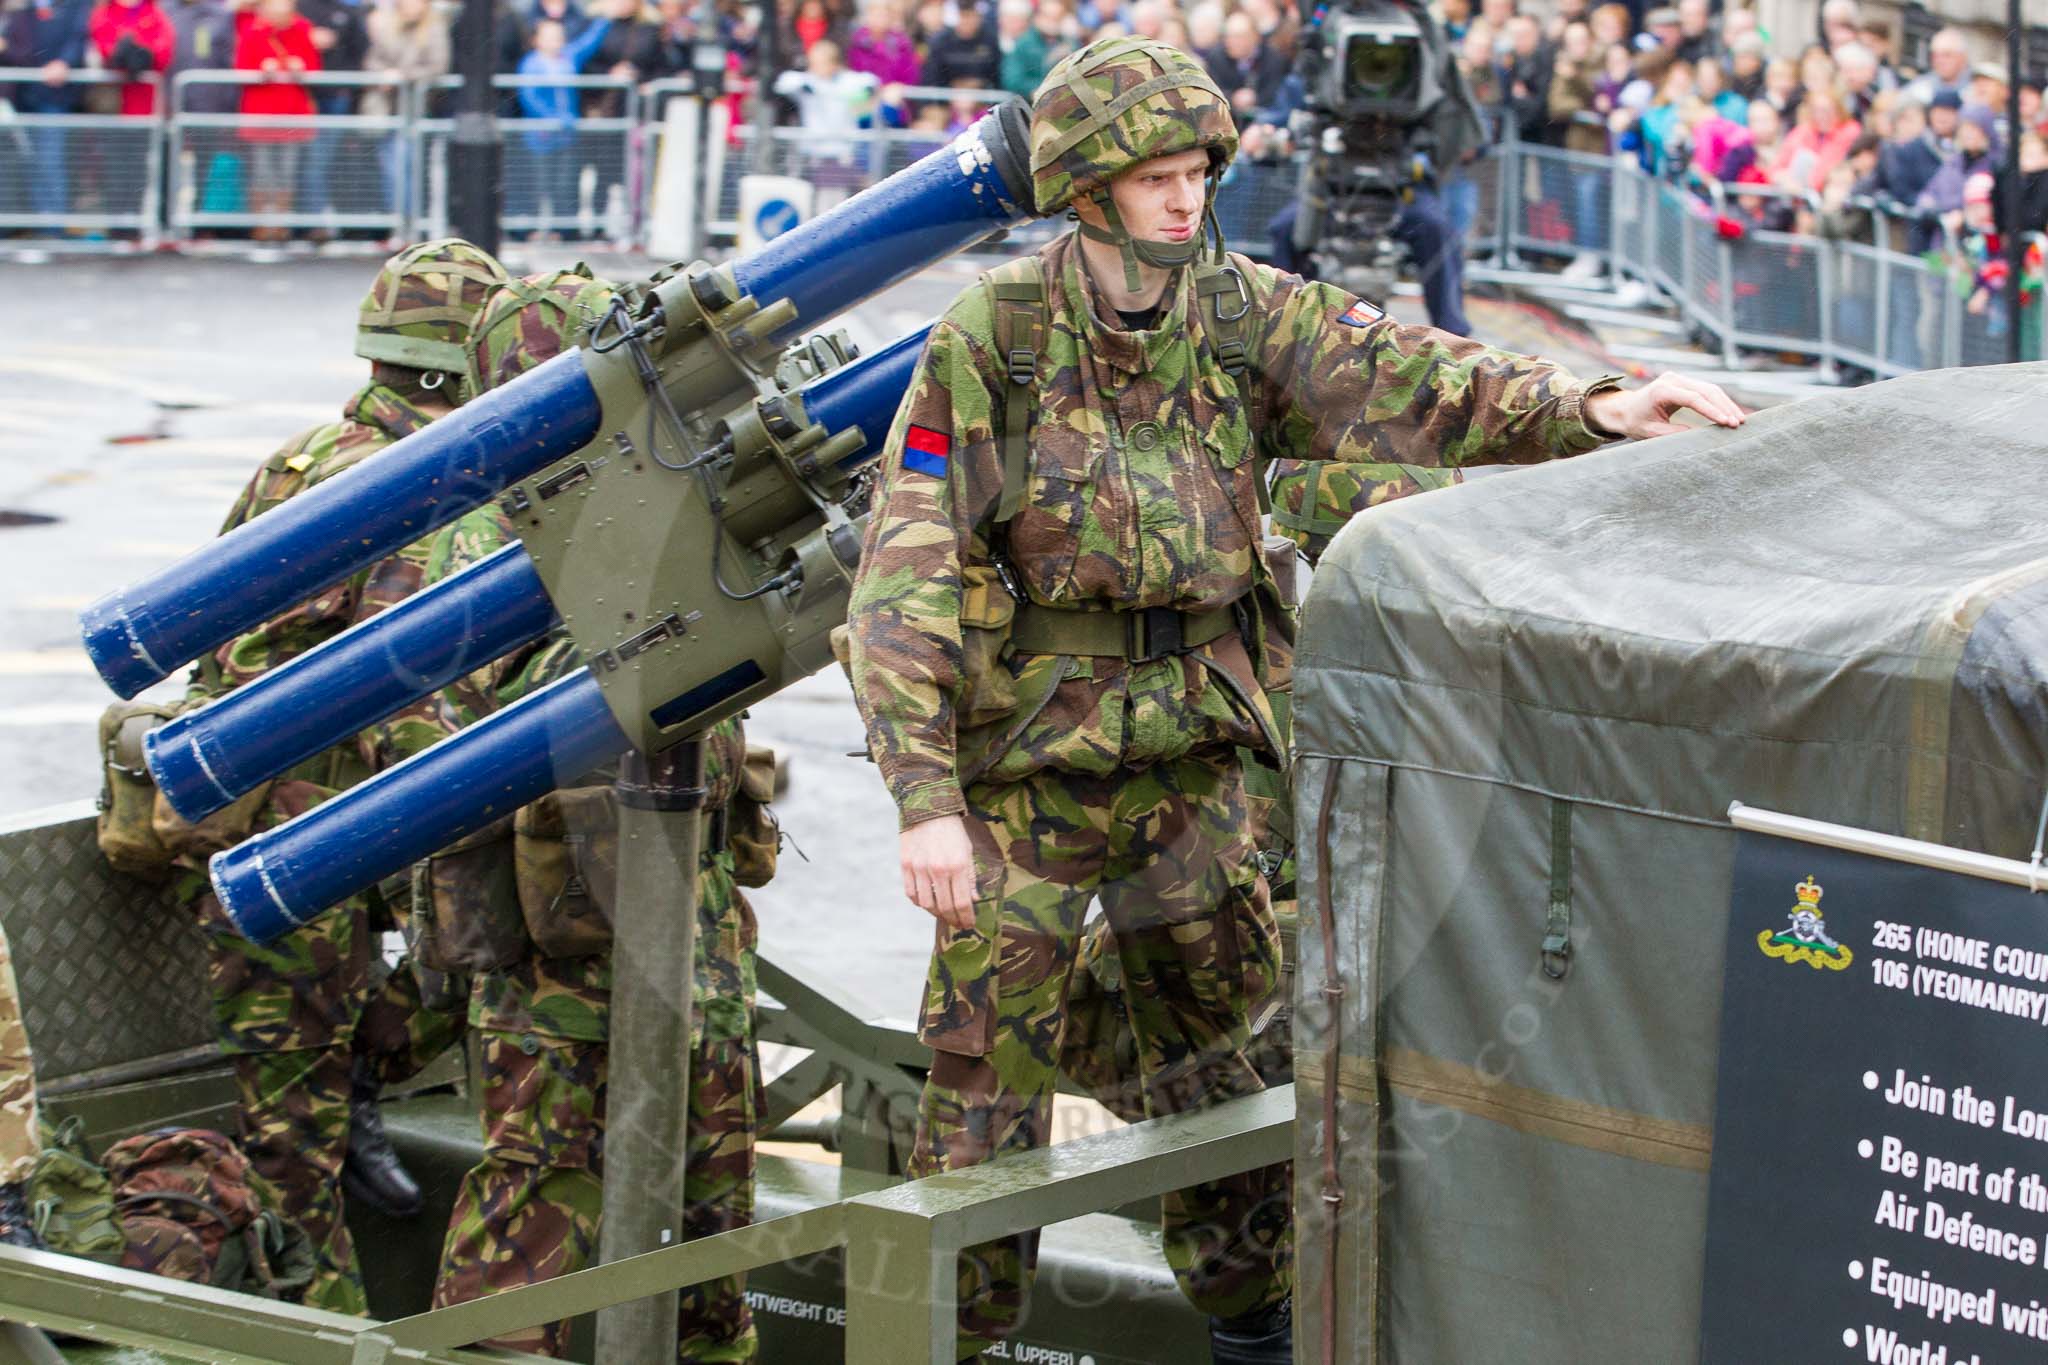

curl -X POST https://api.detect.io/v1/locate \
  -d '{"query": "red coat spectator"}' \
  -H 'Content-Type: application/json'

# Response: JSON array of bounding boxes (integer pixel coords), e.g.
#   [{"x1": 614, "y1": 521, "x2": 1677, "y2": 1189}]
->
[
  {"x1": 87, "y1": 0, "x2": 173, "y2": 115},
  {"x1": 233, "y1": 0, "x2": 321, "y2": 140}
]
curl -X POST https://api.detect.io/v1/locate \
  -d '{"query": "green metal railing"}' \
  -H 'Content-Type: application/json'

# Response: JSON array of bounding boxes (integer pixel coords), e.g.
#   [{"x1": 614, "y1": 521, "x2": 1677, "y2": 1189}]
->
[{"x1": 0, "y1": 1086, "x2": 1290, "y2": 1364}]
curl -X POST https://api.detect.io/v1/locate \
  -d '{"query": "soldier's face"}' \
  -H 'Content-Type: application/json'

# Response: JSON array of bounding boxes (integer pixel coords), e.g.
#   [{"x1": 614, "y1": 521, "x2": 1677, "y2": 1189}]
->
[{"x1": 1099, "y1": 149, "x2": 1210, "y2": 244}]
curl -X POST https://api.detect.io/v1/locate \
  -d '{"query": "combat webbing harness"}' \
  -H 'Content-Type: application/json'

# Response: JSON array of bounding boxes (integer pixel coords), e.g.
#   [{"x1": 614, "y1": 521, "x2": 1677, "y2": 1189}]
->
[
  {"x1": 986, "y1": 253, "x2": 1263, "y2": 525},
  {"x1": 982, "y1": 253, "x2": 1271, "y2": 664}
]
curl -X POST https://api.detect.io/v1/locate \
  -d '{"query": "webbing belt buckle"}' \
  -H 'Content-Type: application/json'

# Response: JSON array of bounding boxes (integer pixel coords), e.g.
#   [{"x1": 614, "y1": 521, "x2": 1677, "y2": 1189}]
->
[
  {"x1": 1128, "y1": 607, "x2": 1184, "y2": 664},
  {"x1": 1007, "y1": 349, "x2": 1035, "y2": 386}
]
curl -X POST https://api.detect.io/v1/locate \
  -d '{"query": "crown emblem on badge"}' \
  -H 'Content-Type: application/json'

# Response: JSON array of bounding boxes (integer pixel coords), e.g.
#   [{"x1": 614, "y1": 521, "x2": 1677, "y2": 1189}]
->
[{"x1": 1759, "y1": 873, "x2": 1852, "y2": 971}]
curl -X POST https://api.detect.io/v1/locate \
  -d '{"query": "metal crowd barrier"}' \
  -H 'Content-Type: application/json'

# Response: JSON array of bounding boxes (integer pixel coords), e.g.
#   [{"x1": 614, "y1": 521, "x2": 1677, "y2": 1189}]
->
[
  {"x1": 168, "y1": 71, "x2": 410, "y2": 238},
  {"x1": 9, "y1": 75, "x2": 2046, "y2": 369},
  {"x1": 0, "y1": 69, "x2": 161, "y2": 246},
  {"x1": 415, "y1": 73, "x2": 639, "y2": 242}
]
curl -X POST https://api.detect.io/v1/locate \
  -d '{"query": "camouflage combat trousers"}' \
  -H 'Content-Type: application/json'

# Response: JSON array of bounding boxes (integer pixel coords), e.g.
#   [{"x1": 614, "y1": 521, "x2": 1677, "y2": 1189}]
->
[
  {"x1": 911, "y1": 748, "x2": 1294, "y2": 1359},
  {"x1": 429, "y1": 1029, "x2": 760, "y2": 1360},
  {"x1": 199, "y1": 889, "x2": 465, "y2": 1315},
  {"x1": 0, "y1": 925, "x2": 38, "y2": 1185}
]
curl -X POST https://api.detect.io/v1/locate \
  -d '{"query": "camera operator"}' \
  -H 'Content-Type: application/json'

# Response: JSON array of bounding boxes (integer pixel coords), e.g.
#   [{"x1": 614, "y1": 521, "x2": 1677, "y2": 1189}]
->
[{"x1": 1248, "y1": 1, "x2": 1476, "y2": 335}]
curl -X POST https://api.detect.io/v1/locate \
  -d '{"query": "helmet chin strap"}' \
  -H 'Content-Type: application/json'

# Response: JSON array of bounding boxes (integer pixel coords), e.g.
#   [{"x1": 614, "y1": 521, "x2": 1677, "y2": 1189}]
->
[{"x1": 1077, "y1": 180, "x2": 1224, "y2": 294}]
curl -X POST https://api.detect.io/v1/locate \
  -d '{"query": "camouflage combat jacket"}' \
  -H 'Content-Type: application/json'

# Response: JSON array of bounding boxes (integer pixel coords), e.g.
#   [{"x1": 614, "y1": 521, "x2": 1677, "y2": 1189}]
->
[
  {"x1": 183, "y1": 381, "x2": 452, "y2": 836},
  {"x1": 394, "y1": 506, "x2": 756, "y2": 1047},
  {"x1": 846, "y1": 232, "x2": 1617, "y2": 827}
]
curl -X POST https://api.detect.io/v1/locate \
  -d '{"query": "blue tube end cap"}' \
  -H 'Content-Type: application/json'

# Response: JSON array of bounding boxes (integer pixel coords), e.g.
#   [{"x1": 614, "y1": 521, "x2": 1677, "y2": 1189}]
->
[
  {"x1": 211, "y1": 842, "x2": 307, "y2": 947},
  {"x1": 80, "y1": 592, "x2": 167, "y2": 700},
  {"x1": 144, "y1": 718, "x2": 236, "y2": 826}
]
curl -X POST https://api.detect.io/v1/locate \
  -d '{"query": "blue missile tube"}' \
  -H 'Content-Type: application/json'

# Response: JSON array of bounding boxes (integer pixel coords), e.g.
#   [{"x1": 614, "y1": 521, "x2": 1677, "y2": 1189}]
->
[
  {"x1": 213, "y1": 670, "x2": 626, "y2": 945},
  {"x1": 81, "y1": 355, "x2": 601, "y2": 700},
  {"x1": 141, "y1": 324, "x2": 936, "y2": 823},
  {"x1": 802, "y1": 326, "x2": 930, "y2": 468},
  {"x1": 80, "y1": 106, "x2": 1030, "y2": 699},
  {"x1": 731, "y1": 103, "x2": 1030, "y2": 349},
  {"x1": 145, "y1": 544, "x2": 556, "y2": 822}
]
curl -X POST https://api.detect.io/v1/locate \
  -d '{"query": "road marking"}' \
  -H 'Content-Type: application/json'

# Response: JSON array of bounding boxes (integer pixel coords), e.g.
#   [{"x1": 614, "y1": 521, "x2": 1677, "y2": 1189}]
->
[
  {"x1": 0, "y1": 650, "x2": 93, "y2": 676},
  {"x1": 0, "y1": 358, "x2": 227, "y2": 408}
]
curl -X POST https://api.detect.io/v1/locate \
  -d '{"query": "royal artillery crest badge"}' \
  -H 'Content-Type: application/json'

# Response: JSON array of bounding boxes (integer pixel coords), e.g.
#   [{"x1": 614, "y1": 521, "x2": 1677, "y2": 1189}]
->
[{"x1": 1757, "y1": 875, "x2": 1854, "y2": 971}]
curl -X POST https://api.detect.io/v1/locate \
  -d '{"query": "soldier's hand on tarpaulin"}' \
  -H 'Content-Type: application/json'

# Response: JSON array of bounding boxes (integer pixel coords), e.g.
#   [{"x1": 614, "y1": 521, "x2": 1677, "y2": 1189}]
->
[{"x1": 1585, "y1": 372, "x2": 1747, "y2": 440}]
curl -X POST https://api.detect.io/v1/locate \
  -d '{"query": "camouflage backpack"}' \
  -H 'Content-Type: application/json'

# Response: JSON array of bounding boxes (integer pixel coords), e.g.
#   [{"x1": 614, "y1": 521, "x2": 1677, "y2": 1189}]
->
[
  {"x1": 461, "y1": 265, "x2": 621, "y2": 402},
  {"x1": 103, "y1": 1129, "x2": 314, "y2": 1300},
  {"x1": 24, "y1": 1117, "x2": 125, "y2": 1262}
]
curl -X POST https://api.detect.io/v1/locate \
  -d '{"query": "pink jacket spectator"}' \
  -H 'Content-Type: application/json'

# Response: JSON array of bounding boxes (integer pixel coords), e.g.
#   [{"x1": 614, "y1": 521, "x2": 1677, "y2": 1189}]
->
[
  {"x1": 1767, "y1": 117, "x2": 1863, "y2": 193},
  {"x1": 88, "y1": 0, "x2": 174, "y2": 115},
  {"x1": 1689, "y1": 115, "x2": 1751, "y2": 181},
  {"x1": 845, "y1": 24, "x2": 920, "y2": 87}
]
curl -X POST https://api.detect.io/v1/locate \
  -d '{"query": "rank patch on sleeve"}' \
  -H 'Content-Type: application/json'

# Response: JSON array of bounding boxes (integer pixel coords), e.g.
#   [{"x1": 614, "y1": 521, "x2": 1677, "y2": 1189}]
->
[
  {"x1": 902, "y1": 424, "x2": 952, "y2": 479},
  {"x1": 1338, "y1": 298, "x2": 1385, "y2": 327}
]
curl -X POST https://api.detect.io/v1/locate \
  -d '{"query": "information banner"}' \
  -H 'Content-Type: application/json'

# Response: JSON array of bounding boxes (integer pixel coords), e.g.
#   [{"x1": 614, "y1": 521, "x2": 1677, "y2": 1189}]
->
[{"x1": 1703, "y1": 831, "x2": 2048, "y2": 1365}]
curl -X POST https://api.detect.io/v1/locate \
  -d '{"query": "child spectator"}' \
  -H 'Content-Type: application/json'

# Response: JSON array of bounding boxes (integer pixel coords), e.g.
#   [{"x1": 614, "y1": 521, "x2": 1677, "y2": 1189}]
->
[
  {"x1": 516, "y1": 12, "x2": 613, "y2": 233},
  {"x1": 773, "y1": 36, "x2": 878, "y2": 173}
]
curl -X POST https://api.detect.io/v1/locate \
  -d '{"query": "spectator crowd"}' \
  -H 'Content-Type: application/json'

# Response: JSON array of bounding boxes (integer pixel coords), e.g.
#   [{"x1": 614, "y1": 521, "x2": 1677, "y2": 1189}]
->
[{"x1": 3, "y1": 0, "x2": 2045, "y2": 315}]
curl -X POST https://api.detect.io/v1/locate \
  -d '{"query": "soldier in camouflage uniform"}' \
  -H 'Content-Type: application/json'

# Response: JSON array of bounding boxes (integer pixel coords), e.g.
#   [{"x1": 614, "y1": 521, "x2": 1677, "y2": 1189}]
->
[
  {"x1": 165, "y1": 239, "x2": 510, "y2": 1313},
  {"x1": 409, "y1": 268, "x2": 764, "y2": 1362},
  {"x1": 1061, "y1": 461, "x2": 1460, "y2": 1116},
  {"x1": 845, "y1": 35, "x2": 1743, "y2": 1363}
]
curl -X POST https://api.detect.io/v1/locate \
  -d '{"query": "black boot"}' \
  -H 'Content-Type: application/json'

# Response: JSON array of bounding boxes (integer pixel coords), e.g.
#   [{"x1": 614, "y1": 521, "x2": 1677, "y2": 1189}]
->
[
  {"x1": 1210, "y1": 1297, "x2": 1292, "y2": 1365},
  {"x1": 342, "y1": 1057, "x2": 423, "y2": 1219},
  {"x1": 0, "y1": 1181, "x2": 46, "y2": 1250}
]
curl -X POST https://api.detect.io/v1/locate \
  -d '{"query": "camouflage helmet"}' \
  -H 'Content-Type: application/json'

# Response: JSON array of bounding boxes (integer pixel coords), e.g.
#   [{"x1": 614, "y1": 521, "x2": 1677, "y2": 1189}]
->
[
  {"x1": 355, "y1": 238, "x2": 511, "y2": 376},
  {"x1": 1028, "y1": 36, "x2": 1238, "y2": 216},
  {"x1": 461, "y1": 265, "x2": 621, "y2": 400}
]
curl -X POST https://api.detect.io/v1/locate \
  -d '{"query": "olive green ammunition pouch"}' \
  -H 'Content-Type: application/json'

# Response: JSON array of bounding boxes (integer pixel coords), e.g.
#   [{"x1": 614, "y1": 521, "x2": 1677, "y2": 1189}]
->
[
  {"x1": 728, "y1": 744, "x2": 782, "y2": 889},
  {"x1": 959, "y1": 562, "x2": 1022, "y2": 725},
  {"x1": 95, "y1": 701, "x2": 182, "y2": 880},
  {"x1": 514, "y1": 786, "x2": 619, "y2": 959},
  {"x1": 409, "y1": 816, "x2": 528, "y2": 974}
]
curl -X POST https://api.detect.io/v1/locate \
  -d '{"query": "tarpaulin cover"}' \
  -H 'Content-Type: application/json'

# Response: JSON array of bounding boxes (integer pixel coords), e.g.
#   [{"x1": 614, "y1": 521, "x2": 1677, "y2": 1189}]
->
[{"x1": 1287, "y1": 363, "x2": 2048, "y2": 1363}]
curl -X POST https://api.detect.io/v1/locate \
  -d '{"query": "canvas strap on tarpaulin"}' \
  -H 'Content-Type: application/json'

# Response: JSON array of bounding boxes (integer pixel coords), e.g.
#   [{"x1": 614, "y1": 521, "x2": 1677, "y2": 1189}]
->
[
  {"x1": 1377, "y1": 1048, "x2": 1714, "y2": 1172},
  {"x1": 1541, "y1": 798, "x2": 1573, "y2": 980},
  {"x1": 1905, "y1": 558, "x2": 2048, "y2": 844},
  {"x1": 1306, "y1": 757, "x2": 1392, "y2": 1365}
]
